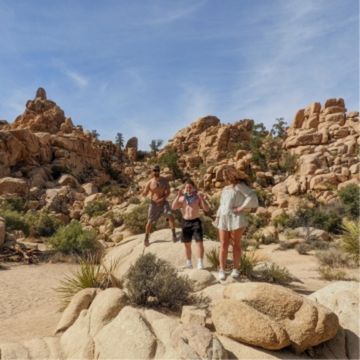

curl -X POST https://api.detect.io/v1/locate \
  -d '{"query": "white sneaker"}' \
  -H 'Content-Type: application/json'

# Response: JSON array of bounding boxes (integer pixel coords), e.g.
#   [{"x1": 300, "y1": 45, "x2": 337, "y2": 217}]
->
[
  {"x1": 197, "y1": 260, "x2": 204, "y2": 270},
  {"x1": 218, "y1": 270, "x2": 226, "y2": 281},
  {"x1": 184, "y1": 261, "x2": 193, "y2": 269},
  {"x1": 231, "y1": 269, "x2": 240, "y2": 278}
]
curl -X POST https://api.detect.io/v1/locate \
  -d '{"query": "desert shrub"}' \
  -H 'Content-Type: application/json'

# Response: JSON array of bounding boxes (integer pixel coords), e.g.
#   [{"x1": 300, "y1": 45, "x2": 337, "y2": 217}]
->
[
  {"x1": 125, "y1": 253, "x2": 196, "y2": 310},
  {"x1": 255, "y1": 189, "x2": 273, "y2": 207},
  {"x1": 25, "y1": 211, "x2": 59, "y2": 237},
  {"x1": 272, "y1": 213, "x2": 291, "y2": 229},
  {"x1": 244, "y1": 213, "x2": 269, "y2": 243},
  {"x1": 100, "y1": 184, "x2": 127, "y2": 197},
  {"x1": 56, "y1": 255, "x2": 121, "y2": 310},
  {"x1": 316, "y1": 247, "x2": 357, "y2": 268},
  {"x1": 84, "y1": 200, "x2": 108, "y2": 217},
  {"x1": 206, "y1": 196, "x2": 220, "y2": 218},
  {"x1": 0, "y1": 209, "x2": 29, "y2": 235},
  {"x1": 275, "y1": 206, "x2": 342, "y2": 234},
  {"x1": 338, "y1": 184, "x2": 360, "y2": 219},
  {"x1": 200, "y1": 215, "x2": 218, "y2": 240},
  {"x1": 123, "y1": 201, "x2": 149, "y2": 234},
  {"x1": 340, "y1": 219, "x2": 359, "y2": 262},
  {"x1": 206, "y1": 247, "x2": 220, "y2": 270},
  {"x1": 106, "y1": 211, "x2": 124, "y2": 227},
  {"x1": 256, "y1": 263, "x2": 294, "y2": 285},
  {"x1": 106, "y1": 166, "x2": 121, "y2": 182},
  {"x1": 158, "y1": 148, "x2": 183, "y2": 179},
  {"x1": 51, "y1": 165, "x2": 72, "y2": 180},
  {"x1": 48, "y1": 221, "x2": 98, "y2": 255},
  {"x1": 0, "y1": 196, "x2": 26, "y2": 212},
  {"x1": 279, "y1": 152, "x2": 298, "y2": 174},
  {"x1": 78, "y1": 165, "x2": 95, "y2": 184},
  {"x1": 128, "y1": 196, "x2": 141, "y2": 205},
  {"x1": 240, "y1": 251, "x2": 260, "y2": 278},
  {"x1": 318, "y1": 266, "x2": 349, "y2": 281},
  {"x1": 295, "y1": 243, "x2": 312, "y2": 255}
]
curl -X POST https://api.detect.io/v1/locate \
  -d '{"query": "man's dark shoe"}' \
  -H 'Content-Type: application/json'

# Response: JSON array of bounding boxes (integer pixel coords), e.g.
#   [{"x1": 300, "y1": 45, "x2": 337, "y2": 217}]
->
[{"x1": 144, "y1": 234, "x2": 150, "y2": 247}]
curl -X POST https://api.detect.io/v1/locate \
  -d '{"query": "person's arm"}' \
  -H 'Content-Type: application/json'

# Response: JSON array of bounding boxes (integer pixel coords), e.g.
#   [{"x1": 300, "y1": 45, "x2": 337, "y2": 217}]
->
[
  {"x1": 233, "y1": 183, "x2": 254, "y2": 214},
  {"x1": 142, "y1": 181, "x2": 150, "y2": 197},
  {"x1": 171, "y1": 190, "x2": 184, "y2": 210}
]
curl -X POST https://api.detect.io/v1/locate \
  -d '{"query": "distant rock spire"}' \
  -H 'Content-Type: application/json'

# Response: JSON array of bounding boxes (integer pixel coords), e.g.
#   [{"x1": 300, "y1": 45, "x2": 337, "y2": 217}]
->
[{"x1": 35, "y1": 87, "x2": 47, "y2": 100}]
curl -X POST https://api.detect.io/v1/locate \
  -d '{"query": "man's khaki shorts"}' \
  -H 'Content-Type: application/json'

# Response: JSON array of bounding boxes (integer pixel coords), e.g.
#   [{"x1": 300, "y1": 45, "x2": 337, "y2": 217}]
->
[{"x1": 148, "y1": 201, "x2": 172, "y2": 223}]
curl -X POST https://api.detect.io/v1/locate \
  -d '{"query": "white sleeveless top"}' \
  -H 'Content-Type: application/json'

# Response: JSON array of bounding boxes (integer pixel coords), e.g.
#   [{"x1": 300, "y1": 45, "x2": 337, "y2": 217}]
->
[{"x1": 216, "y1": 183, "x2": 254, "y2": 231}]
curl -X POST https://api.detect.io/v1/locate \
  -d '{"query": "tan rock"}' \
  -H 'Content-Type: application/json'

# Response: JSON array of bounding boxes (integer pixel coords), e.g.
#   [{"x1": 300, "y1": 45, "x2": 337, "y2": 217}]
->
[
  {"x1": 82, "y1": 182, "x2": 98, "y2": 195},
  {"x1": 309, "y1": 281, "x2": 359, "y2": 359},
  {"x1": 181, "y1": 269, "x2": 216, "y2": 291},
  {"x1": 171, "y1": 323, "x2": 227, "y2": 360},
  {"x1": 218, "y1": 283, "x2": 339, "y2": 352},
  {"x1": 292, "y1": 109, "x2": 305, "y2": 128},
  {"x1": 212, "y1": 299, "x2": 290, "y2": 350},
  {"x1": 0, "y1": 177, "x2": 28, "y2": 195},
  {"x1": 55, "y1": 288, "x2": 98, "y2": 334},
  {"x1": 309, "y1": 173, "x2": 338, "y2": 190},
  {"x1": 181, "y1": 305, "x2": 207, "y2": 326},
  {"x1": 58, "y1": 174, "x2": 79, "y2": 188},
  {"x1": 94, "y1": 306, "x2": 156, "y2": 359}
]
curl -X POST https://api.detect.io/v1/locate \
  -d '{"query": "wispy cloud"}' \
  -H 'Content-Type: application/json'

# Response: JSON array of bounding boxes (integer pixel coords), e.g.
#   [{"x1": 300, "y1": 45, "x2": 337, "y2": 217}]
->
[
  {"x1": 144, "y1": 0, "x2": 206, "y2": 25},
  {"x1": 64, "y1": 69, "x2": 89, "y2": 88}
]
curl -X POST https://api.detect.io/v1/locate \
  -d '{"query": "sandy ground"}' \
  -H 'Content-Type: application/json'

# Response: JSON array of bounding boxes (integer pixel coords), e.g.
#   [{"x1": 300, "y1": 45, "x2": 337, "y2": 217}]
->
[{"x1": 0, "y1": 262, "x2": 78, "y2": 343}]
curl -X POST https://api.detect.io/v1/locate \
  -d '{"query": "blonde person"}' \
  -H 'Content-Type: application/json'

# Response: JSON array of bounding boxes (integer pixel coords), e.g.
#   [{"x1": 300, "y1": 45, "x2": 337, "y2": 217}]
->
[
  {"x1": 172, "y1": 178, "x2": 210, "y2": 269},
  {"x1": 214, "y1": 166, "x2": 258, "y2": 280}
]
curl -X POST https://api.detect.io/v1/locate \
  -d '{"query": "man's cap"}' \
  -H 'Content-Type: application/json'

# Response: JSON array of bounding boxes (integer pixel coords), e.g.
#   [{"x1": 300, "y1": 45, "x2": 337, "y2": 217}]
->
[{"x1": 152, "y1": 165, "x2": 160, "y2": 171}]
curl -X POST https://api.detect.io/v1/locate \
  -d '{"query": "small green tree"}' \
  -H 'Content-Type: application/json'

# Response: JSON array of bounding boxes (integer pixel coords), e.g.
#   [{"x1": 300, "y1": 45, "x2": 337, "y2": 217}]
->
[
  {"x1": 271, "y1": 117, "x2": 287, "y2": 138},
  {"x1": 115, "y1": 133, "x2": 124, "y2": 150},
  {"x1": 91, "y1": 130, "x2": 100, "y2": 140},
  {"x1": 149, "y1": 139, "x2": 163, "y2": 155}
]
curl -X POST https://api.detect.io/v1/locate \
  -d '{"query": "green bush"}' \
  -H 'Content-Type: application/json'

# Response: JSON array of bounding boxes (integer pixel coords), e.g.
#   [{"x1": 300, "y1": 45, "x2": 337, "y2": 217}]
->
[
  {"x1": 255, "y1": 189, "x2": 273, "y2": 207},
  {"x1": 279, "y1": 152, "x2": 298, "y2": 174},
  {"x1": 0, "y1": 209, "x2": 29, "y2": 235},
  {"x1": 48, "y1": 221, "x2": 98, "y2": 255},
  {"x1": 84, "y1": 200, "x2": 108, "y2": 217},
  {"x1": 25, "y1": 211, "x2": 59, "y2": 237},
  {"x1": 274, "y1": 206, "x2": 342, "y2": 234},
  {"x1": 123, "y1": 201, "x2": 149, "y2": 234},
  {"x1": 100, "y1": 184, "x2": 127, "y2": 197},
  {"x1": 125, "y1": 253, "x2": 196, "y2": 310},
  {"x1": 158, "y1": 148, "x2": 183, "y2": 179},
  {"x1": 240, "y1": 251, "x2": 260, "y2": 278},
  {"x1": 128, "y1": 197, "x2": 141, "y2": 205},
  {"x1": 338, "y1": 184, "x2": 360, "y2": 219},
  {"x1": 0, "y1": 196, "x2": 26, "y2": 212}
]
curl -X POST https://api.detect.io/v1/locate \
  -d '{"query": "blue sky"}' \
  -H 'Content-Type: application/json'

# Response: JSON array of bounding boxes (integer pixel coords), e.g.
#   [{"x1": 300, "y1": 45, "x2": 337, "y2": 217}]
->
[{"x1": 0, "y1": 0, "x2": 358, "y2": 149}]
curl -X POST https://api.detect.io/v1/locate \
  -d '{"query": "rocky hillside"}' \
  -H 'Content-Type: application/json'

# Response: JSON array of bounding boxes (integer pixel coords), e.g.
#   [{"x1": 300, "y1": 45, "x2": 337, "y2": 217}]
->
[
  {"x1": 0, "y1": 88, "x2": 126, "y2": 190},
  {"x1": 160, "y1": 98, "x2": 359, "y2": 207}
]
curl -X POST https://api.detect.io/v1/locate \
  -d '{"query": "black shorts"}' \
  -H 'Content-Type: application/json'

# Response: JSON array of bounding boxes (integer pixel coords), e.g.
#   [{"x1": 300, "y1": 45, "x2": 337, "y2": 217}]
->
[{"x1": 182, "y1": 218, "x2": 203, "y2": 243}]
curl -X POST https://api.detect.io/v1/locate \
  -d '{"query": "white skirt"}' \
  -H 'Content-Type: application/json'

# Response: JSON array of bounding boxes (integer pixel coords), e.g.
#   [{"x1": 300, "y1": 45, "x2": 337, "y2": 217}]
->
[{"x1": 216, "y1": 213, "x2": 248, "y2": 231}]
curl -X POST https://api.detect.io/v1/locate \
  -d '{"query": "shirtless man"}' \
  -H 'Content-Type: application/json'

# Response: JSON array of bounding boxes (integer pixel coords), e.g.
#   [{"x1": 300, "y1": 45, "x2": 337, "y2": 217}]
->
[{"x1": 142, "y1": 165, "x2": 177, "y2": 246}]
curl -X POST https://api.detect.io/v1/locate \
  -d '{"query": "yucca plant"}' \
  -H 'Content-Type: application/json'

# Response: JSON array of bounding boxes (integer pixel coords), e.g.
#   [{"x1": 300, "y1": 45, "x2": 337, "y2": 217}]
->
[
  {"x1": 205, "y1": 247, "x2": 220, "y2": 270},
  {"x1": 55, "y1": 255, "x2": 121, "y2": 310},
  {"x1": 341, "y1": 219, "x2": 360, "y2": 263},
  {"x1": 256, "y1": 262, "x2": 294, "y2": 285},
  {"x1": 240, "y1": 251, "x2": 260, "y2": 278}
]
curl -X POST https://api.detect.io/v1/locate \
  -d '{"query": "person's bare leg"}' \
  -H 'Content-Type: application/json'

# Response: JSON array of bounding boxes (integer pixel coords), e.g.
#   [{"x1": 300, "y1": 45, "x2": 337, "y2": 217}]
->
[
  {"x1": 231, "y1": 228, "x2": 244, "y2": 270},
  {"x1": 144, "y1": 221, "x2": 152, "y2": 246},
  {"x1": 219, "y1": 229, "x2": 230, "y2": 270},
  {"x1": 184, "y1": 242, "x2": 192, "y2": 260},
  {"x1": 168, "y1": 215, "x2": 177, "y2": 242},
  {"x1": 196, "y1": 241, "x2": 204, "y2": 260}
]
